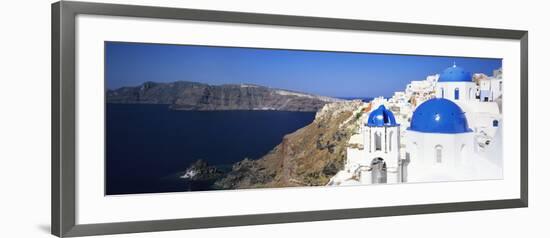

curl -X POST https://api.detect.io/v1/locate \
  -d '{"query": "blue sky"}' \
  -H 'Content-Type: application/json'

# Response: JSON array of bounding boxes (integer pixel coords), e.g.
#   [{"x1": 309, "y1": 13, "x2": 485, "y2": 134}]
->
[{"x1": 105, "y1": 42, "x2": 502, "y2": 98}]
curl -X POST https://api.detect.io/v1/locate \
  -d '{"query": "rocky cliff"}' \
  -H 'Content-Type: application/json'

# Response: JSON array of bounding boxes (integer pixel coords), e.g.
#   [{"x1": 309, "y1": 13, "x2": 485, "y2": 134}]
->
[
  {"x1": 214, "y1": 100, "x2": 365, "y2": 189},
  {"x1": 180, "y1": 159, "x2": 224, "y2": 181},
  {"x1": 107, "y1": 81, "x2": 341, "y2": 112}
]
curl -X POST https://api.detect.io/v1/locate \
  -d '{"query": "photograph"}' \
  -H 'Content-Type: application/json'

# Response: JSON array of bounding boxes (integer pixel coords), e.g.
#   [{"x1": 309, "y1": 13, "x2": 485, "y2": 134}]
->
[
  {"x1": 0, "y1": 0, "x2": 538, "y2": 237},
  {"x1": 105, "y1": 41, "x2": 503, "y2": 195}
]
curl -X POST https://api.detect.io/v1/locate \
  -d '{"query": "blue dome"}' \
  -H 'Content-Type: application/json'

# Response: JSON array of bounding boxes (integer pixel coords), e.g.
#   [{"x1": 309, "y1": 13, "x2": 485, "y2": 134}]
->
[
  {"x1": 366, "y1": 105, "x2": 398, "y2": 127},
  {"x1": 438, "y1": 64, "x2": 472, "y2": 82},
  {"x1": 409, "y1": 98, "x2": 472, "y2": 134}
]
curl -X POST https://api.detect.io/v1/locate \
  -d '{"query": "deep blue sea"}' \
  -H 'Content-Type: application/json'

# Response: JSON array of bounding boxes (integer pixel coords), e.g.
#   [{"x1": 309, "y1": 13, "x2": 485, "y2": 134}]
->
[{"x1": 106, "y1": 104, "x2": 316, "y2": 195}]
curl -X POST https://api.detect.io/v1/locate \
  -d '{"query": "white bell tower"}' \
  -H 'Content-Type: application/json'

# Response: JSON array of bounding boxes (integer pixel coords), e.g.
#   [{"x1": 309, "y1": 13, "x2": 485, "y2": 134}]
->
[{"x1": 362, "y1": 105, "x2": 402, "y2": 183}]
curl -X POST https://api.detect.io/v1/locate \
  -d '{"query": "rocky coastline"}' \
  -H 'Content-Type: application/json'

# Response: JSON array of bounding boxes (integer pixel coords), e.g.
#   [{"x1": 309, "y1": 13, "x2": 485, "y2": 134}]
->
[
  {"x1": 213, "y1": 100, "x2": 365, "y2": 189},
  {"x1": 107, "y1": 81, "x2": 341, "y2": 112}
]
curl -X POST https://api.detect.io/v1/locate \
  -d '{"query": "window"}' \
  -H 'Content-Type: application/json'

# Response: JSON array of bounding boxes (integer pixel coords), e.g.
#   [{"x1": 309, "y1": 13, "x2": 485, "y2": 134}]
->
[
  {"x1": 454, "y1": 88, "x2": 460, "y2": 100},
  {"x1": 459, "y1": 144, "x2": 466, "y2": 163},
  {"x1": 468, "y1": 88, "x2": 472, "y2": 99},
  {"x1": 493, "y1": 120, "x2": 499, "y2": 127},
  {"x1": 389, "y1": 131, "x2": 394, "y2": 151},
  {"x1": 499, "y1": 81, "x2": 503, "y2": 91},
  {"x1": 375, "y1": 132, "x2": 382, "y2": 151},
  {"x1": 435, "y1": 145, "x2": 443, "y2": 163},
  {"x1": 440, "y1": 88, "x2": 445, "y2": 98}
]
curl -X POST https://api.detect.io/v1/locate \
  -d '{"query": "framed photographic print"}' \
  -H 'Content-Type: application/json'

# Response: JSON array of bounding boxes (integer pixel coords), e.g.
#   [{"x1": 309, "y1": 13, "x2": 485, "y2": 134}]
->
[{"x1": 52, "y1": 1, "x2": 528, "y2": 237}]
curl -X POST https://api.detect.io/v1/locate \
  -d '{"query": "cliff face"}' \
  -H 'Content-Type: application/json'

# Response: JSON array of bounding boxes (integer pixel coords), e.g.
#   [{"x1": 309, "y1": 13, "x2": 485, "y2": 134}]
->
[
  {"x1": 214, "y1": 100, "x2": 364, "y2": 189},
  {"x1": 107, "y1": 81, "x2": 340, "y2": 112}
]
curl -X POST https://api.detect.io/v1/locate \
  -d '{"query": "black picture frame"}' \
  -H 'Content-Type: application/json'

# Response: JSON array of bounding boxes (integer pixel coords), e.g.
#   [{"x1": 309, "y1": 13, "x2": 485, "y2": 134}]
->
[{"x1": 52, "y1": 1, "x2": 528, "y2": 237}]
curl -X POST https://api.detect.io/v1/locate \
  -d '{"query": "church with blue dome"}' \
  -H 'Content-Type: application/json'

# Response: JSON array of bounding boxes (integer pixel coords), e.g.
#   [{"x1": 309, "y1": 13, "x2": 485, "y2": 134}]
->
[
  {"x1": 405, "y1": 97, "x2": 475, "y2": 181},
  {"x1": 366, "y1": 105, "x2": 398, "y2": 127},
  {"x1": 409, "y1": 98, "x2": 472, "y2": 134},
  {"x1": 329, "y1": 63, "x2": 503, "y2": 187},
  {"x1": 346, "y1": 104, "x2": 404, "y2": 184},
  {"x1": 435, "y1": 64, "x2": 477, "y2": 102},
  {"x1": 438, "y1": 64, "x2": 472, "y2": 82}
]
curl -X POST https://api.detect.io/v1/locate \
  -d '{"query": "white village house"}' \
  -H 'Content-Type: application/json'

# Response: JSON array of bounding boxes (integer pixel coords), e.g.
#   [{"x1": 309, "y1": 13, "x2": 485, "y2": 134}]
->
[{"x1": 328, "y1": 64, "x2": 503, "y2": 186}]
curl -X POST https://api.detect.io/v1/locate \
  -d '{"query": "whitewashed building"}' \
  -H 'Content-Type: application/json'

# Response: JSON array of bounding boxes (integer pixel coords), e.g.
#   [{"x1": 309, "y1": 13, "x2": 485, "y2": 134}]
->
[
  {"x1": 328, "y1": 64, "x2": 503, "y2": 186},
  {"x1": 405, "y1": 98, "x2": 475, "y2": 182},
  {"x1": 478, "y1": 69, "x2": 503, "y2": 102},
  {"x1": 361, "y1": 105, "x2": 402, "y2": 183},
  {"x1": 435, "y1": 63, "x2": 477, "y2": 102},
  {"x1": 329, "y1": 105, "x2": 405, "y2": 186}
]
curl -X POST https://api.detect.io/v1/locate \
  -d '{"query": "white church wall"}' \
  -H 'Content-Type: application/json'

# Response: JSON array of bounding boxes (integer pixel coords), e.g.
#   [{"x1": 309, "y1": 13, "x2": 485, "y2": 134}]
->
[
  {"x1": 436, "y1": 82, "x2": 477, "y2": 102},
  {"x1": 405, "y1": 131, "x2": 475, "y2": 182}
]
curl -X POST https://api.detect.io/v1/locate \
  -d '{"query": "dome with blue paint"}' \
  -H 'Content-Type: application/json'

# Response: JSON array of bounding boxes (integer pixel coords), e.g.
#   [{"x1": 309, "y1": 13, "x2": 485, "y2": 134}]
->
[
  {"x1": 438, "y1": 64, "x2": 472, "y2": 82},
  {"x1": 366, "y1": 105, "x2": 398, "y2": 127},
  {"x1": 409, "y1": 98, "x2": 472, "y2": 134}
]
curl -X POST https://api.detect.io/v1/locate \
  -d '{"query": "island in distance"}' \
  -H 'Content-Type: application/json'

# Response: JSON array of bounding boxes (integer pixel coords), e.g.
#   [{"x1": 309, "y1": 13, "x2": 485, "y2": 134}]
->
[
  {"x1": 106, "y1": 80, "x2": 360, "y2": 191},
  {"x1": 104, "y1": 41, "x2": 504, "y2": 195},
  {"x1": 106, "y1": 81, "x2": 342, "y2": 112}
]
